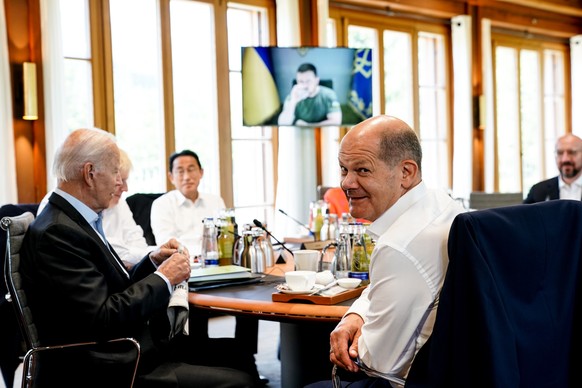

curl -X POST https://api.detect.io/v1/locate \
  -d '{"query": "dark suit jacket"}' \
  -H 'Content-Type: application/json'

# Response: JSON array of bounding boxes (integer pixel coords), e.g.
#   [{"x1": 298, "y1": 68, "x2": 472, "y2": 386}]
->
[
  {"x1": 406, "y1": 200, "x2": 582, "y2": 387},
  {"x1": 20, "y1": 193, "x2": 170, "y2": 376},
  {"x1": 523, "y1": 176, "x2": 559, "y2": 203}
]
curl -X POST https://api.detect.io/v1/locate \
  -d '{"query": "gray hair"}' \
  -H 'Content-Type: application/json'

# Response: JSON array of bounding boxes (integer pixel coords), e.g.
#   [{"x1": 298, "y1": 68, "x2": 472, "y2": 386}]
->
[
  {"x1": 53, "y1": 128, "x2": 117, "y2": 182},
  {"x1": 378, "y1": 124, "x2": 422, "y2": 172}
]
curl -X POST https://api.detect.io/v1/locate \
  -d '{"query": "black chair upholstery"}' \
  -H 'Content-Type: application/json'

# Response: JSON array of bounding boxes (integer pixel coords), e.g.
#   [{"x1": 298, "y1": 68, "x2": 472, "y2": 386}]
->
[
  {"x1": 2, "y1": 212, "x2": 140, "y2": 388},
  {"x1": 125, "y1": 193, "x2": 163, "y2": 246},
  {"x1": 0, "y1": 203, "x2": 38, "y2": 387},
  {"x1": 406, "y1": 200, "x2": 582, "y2": 387}
]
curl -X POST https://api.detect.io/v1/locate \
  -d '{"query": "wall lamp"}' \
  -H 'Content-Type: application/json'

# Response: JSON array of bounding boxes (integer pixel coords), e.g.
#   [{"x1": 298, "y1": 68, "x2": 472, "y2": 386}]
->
[
  {"x1": 13, "y1": 62, "x2": 38, "y2": 120},
  {"x1": 21, "y1": 62, "x2": 38, "y2": 120}
]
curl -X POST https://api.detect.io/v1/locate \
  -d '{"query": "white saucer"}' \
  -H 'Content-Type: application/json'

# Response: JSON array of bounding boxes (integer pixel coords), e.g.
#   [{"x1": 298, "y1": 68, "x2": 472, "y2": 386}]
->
[
  {"x1": 276, "y1": 284, "x2": 321, "y2": 295},
  {"x1": 278, "y1": 288, "x2": 316, "y2": 295}
]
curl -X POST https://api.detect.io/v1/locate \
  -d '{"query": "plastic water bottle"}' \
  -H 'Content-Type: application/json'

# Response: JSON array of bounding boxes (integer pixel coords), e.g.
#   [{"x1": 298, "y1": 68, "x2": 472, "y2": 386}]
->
[{"x1": 201, "y1": 218, "x2": 219, "y2": 267}]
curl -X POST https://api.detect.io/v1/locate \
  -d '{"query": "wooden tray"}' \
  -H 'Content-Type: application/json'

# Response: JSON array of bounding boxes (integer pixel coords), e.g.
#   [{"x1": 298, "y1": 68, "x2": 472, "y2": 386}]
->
[{"x1": 272, "y1": 286, "x2": 366, "y2": 305}]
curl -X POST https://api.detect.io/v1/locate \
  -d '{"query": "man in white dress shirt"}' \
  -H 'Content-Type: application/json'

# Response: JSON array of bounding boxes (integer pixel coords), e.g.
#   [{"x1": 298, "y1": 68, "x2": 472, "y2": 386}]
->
[
  {"x1": 308, "y1": 115, "x2": 465, "y2": 388},
  {"x1": 150, "y1": 149, "x2": 225, "y2": 259}
]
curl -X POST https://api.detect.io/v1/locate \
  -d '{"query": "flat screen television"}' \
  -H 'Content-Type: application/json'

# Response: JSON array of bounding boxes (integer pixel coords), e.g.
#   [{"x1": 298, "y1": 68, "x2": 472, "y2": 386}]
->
[{"x1": 241, "y1": 46, "x2": 373, "y2": 127}]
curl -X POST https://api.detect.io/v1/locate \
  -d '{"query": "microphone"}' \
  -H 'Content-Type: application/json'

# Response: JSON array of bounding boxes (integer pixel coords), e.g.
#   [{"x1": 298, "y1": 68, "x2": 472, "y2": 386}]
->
[
  {"x1": 252, "y1": 219, "x2": 294, "y2": 260},
  {"x1": 277, "y1": 209, "x2": 314, "y2": 236}
]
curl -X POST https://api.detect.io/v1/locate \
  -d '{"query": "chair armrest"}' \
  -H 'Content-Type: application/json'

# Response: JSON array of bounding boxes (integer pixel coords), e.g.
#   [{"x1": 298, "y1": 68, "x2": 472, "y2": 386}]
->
[{"x1": 23, "y1": 337, "x2": 140, "y2": 388}]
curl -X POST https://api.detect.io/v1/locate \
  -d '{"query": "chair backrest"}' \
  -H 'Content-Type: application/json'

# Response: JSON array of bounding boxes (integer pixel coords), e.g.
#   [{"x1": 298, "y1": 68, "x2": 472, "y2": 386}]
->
[
  {"x1": 2, "y1": 212, "x2": 38, "y2": 349},
  {"x1": 406, "y1": 200, "x2": 582, "y2": 387},
  {"x1": 469, "y1": 191, "x2": 523, "y2": 210},
  {"x1": 0, "y1": 204, "x2": 39, "y2": 305},
  {"x1": 125, "y1": 193, "x2": 163, "y2": 246}
]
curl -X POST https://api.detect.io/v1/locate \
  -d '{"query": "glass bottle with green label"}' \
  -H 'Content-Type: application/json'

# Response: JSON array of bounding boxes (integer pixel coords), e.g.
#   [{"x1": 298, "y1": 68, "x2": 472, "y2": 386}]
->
[{"x1": 349, "y1": 223, "x2": 370, "y2": 285}]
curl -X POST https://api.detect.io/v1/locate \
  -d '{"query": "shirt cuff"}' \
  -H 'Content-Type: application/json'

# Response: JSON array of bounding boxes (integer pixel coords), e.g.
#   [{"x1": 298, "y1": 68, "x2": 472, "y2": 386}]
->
[{"x1": 154, "y1": 271, "x2": 173, "y2": 294}]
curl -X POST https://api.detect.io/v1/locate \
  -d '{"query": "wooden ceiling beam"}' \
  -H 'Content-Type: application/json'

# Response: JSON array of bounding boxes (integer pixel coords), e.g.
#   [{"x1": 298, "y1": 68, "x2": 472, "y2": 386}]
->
[{"x1": 331, "y1": 0, "x2": 582, "y2": 37}]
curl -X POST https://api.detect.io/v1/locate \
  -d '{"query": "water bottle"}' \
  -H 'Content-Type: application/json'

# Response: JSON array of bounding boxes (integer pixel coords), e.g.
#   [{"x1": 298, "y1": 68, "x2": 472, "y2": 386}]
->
[
  {"x1": 320, "y1": 211, "x2": 330, "y2": 241},
  {"x1": 201, "y1": 218, "x2": 219, "y2": 267},
  {"x1": 328, "y1": 213, "x2": 338, "y2": 241}
]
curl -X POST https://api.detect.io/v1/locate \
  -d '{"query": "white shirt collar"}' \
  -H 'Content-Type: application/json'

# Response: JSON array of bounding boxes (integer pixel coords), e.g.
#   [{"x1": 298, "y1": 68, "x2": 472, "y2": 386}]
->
[
  {"x1": 366, "y1": 181, "x2": 427, "y2": 240},
  {"x1": 558, "y1": 174, "x2": 582, "y2": 189}
]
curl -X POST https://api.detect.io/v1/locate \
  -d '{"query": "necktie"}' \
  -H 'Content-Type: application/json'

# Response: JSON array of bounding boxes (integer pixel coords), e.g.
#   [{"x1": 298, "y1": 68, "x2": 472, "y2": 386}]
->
[
  {"x1": 95, "y1": 212, "x2": 130, "y2": 278},
  {"x1": 95, "y1": 212, "x2": 107, "y2": 241}
]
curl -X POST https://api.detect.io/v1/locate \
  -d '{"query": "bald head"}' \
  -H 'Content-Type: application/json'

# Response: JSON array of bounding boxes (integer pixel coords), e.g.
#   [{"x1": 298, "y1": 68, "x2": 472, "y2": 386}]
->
[
  {"x1": 341, "y1": 115, "x2": 422, "y2": 171},
  {"x1": 338, "y1": 115, "x2": 422, "y2": 221},
  {"x1": 555, "y1": 133, "x2": 582, "y2": 183}
]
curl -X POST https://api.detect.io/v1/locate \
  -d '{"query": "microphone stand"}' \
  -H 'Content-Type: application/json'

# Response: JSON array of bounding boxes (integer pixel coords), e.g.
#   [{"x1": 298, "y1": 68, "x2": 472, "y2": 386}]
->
[
  {"x1": 253, "y1": 219, "x2": 294, "y2": 263},
  {"x1": 277, "y1": 209, "x2": 314, "y2": 237}
]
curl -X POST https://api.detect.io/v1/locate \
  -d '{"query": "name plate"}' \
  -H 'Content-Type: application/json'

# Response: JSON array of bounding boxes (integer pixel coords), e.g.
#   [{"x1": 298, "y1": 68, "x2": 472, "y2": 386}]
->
[{"x1": 302, "y1": 240, "x2": 334, "y2": 251}]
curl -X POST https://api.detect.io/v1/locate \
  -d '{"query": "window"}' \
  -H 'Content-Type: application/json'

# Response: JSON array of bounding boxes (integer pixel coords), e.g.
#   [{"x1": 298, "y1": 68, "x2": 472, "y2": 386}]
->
[
  {"x1": 227, "y1": 3, "x2": 275, "y2": 227},
  {"x1": 417, "y1": 32, "x2": 448, "y2": 190},
  {"x1": 55, "y1": 0, "x2": 276, "y2": 221},
  {"x1": 337, "y1": 12, "x2": 451, "y2": 190},
  {"x1": 170, "y1": 0, "x2": 220, "y2": 194},
  {"x1": 493, "y1": 36, "x2": 568, "y2": 193},
  {"x1": 109, "y1": 0, "x2": 166, "y2": 194},
  {"x1": 59, "y1": 0, "x2": 93, "y2": 132}
]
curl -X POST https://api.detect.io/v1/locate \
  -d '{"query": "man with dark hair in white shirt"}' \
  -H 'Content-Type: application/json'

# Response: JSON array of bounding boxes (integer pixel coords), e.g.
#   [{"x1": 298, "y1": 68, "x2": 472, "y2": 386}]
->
[{"x1": 150, "y1": 149, "x2": 226, "y2": 258}]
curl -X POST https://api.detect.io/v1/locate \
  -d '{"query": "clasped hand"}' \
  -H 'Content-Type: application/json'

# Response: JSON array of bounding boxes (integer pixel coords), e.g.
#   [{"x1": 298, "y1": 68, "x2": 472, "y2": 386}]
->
[{"x1": 150, "y1": 238, "x2": 191, "y2": 285}]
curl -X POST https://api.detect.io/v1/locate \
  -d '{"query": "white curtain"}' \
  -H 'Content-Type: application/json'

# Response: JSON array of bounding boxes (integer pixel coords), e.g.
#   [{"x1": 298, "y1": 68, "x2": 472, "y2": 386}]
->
[
  {"x1": 0, "y1": 0, "x2": 18, "y2": 205},
  {"x1": 272, "y1": 0, "x2": 322, "y2": 238},
  {"x1": 40, "y1": 0, "x2": 66, "y2": 192},
  {"x1": 571, "y1": 35, "x2": 582, "y2": 137},
  {"x1": 451, "y1": 15, "x2": 473, "y2": 200},
  {"x1": 481, "y1": 19, "x2": 495, "y2": 191}
]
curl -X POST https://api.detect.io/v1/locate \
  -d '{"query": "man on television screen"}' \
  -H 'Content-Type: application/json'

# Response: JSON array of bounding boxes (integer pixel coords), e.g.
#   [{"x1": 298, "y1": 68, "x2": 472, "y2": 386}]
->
[{"x1": 278, "y1": 63, "x2": 342, "y2": 127}]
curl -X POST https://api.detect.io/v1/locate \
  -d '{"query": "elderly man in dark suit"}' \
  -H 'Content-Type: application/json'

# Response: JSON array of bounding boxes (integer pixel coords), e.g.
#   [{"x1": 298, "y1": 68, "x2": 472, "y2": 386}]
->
[
  {"x1": 524, "y1": 133, "x2": 582, "y2": 203},
  {"x1": 20, "y1": 128, "x2": 258, "y2": 388}
]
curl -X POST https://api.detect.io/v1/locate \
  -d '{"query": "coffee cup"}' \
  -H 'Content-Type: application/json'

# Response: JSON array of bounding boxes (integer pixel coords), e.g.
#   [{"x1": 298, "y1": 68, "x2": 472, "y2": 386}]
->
[
  {"x1": 285, "y1": 270, "x2": 316, "y2": 291},
  {"x1": 294, "y1": 249, "x2": 320, "y2": 271}
]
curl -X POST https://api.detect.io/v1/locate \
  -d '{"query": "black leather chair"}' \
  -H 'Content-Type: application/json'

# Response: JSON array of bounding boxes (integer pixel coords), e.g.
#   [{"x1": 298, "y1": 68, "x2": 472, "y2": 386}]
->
[
  {"x1": 2, "y1": 212, "x2": 140, "y2": 388},
  {"x1": 0, "y1": 204, "x2": 38, "y2": 387},
  {"x1": 406, "y1": 200, "x2": 582, "y2": 387},
  {"x1": 125, "y1": 193, "x2": 163, "y2": 246}
]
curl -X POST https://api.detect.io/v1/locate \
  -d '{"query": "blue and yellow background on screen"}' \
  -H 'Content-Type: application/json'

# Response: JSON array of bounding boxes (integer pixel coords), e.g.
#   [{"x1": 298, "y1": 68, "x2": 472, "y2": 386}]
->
[{"x1": 241, "y1": 47, "x2": 373, "y2": 127}]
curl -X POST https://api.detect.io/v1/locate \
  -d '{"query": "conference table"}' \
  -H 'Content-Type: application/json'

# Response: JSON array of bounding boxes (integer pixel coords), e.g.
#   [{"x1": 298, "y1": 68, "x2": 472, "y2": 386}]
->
[{"x1": 188, "y1": 252, "x2": 361, "y2": 387}]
